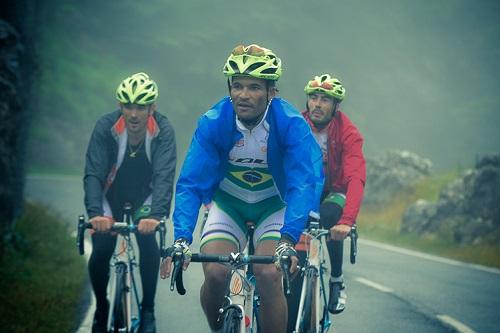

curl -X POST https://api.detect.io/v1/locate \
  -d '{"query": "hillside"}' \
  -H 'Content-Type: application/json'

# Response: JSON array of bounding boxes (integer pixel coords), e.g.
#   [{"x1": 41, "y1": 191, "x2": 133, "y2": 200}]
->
[
  {"x1": 27, "y1": 0, "x2": 500, "y2": 173},
  {"x1": 359, "y1": 169, "x2": 500, "y2": 268}
]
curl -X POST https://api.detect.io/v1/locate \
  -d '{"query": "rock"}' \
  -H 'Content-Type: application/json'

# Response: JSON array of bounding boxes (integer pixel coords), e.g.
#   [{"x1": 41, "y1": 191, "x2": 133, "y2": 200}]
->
[
  {"x1": 401, "y1": 199, "x2": 436, "y2": 234},
  {"x1": 401, "y1": 153, "x2": 500, "y2": 245},
  {"x1": 364, "y1": 150, "x2": 432, "y2": 205}
]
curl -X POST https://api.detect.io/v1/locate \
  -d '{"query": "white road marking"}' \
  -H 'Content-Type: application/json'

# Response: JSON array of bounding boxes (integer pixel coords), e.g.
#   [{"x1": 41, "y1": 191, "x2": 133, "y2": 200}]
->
[
  {"x1": 437, "y1": 314, "x2": 476, "y2": 333},
  {"x1": 355, "y1": 277, "x2": 393, "y2": 293},
  {"x1": 359, "y1": 238, "x2": 500, "y2": 275}
]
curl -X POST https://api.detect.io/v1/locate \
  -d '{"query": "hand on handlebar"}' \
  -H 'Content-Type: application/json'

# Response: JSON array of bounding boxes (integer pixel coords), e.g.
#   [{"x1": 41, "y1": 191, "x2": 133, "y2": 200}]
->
[
  {"x1": 160, "y1": 239, "x2": 192, "y2": 279},
  {"x1": 275, "y1": 240, "x2": 298, "y2": 275},
  {"x1": 330, "y1": 224, "x2": 351, "y2": 241},
  {"x1": 137, "y1": 218, "x2": 160, "y2": 234},
  {"x1": 89, "y1": 216, "x2": 114, "y2": 233}
]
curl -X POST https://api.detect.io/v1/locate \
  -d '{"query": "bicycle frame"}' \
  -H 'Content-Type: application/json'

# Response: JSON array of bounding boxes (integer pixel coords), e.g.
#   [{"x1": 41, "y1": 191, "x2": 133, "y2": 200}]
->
[
  {"x1": 293, "y1": 218, "x2": 358, "y2": 333},
  {"x1": 106, "y1": 223, "x2": 141, "y2": 332},
  {"x1": 294, "y1": 225, "x2": 331, "y2": 333},
  {"x1": 169, "y1": 223, "x2": 281, "y2": 333},
  {"x1": 77, "y1": 212, "x2": 166, "y2": 333},
  {"x1": 223, "y1": 254, "x2": 257, "y2": 333}
]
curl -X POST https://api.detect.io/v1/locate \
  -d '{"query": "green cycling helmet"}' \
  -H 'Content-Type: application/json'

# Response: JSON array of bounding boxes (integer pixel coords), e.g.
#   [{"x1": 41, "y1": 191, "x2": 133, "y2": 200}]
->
[
  {"x1": 304, "y1": 74, "x2": 345, "y2": 101},
  {"x1": 116, "y1": 72, "x2": 158, "y2": 105},
  {"x1": 223, "y1": 44, "x2": 282, "y2": 81}
]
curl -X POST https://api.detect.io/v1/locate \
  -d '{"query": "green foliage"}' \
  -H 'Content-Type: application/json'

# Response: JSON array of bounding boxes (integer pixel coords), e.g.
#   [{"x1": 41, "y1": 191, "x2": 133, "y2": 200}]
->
[
  {"x1": 359, "y1": 170, "x2": 500, "y2": 268},
  {"x1": 412, "y1": 169, "x2": 460, "y2": 202},
  {"x1": 0, "y1": 202, "x2": 86, "y2": 333}
]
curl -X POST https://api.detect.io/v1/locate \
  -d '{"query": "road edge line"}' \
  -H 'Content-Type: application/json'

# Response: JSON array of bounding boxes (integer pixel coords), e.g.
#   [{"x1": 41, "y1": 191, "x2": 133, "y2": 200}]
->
[
  {"x1": 436, "y1": 314, "x2": 476, "y2": 333},
  {"x1": 359, "y1": 238, "x2": 500, "y2": 275}
]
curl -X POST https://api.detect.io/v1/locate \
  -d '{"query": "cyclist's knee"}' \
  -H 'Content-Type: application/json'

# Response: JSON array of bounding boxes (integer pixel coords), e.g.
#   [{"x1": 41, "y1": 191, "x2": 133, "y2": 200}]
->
[
  {"x1": 203, "y1": 262, "x2": 230, "y2": 286},
  {"x1": 254, "y1": 263, "x2": 281, "y2": 285}
]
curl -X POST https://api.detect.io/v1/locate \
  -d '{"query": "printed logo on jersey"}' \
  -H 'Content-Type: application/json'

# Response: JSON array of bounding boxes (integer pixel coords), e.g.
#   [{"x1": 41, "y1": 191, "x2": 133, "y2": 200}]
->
[
  {"x1": 230, "y1": 169, "x2": 272, "y2": 187},
  {"x1": 229, "y1": 157, "x2": 267, "y2": 165}
]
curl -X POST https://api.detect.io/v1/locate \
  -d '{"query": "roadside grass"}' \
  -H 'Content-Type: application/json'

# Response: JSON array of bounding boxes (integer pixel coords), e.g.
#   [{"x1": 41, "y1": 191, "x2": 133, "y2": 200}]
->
[
  {"x1": 0, "y1": 202, "x2": 87, "y2": 333},
  {"x1": 358, "y1": 170, "x2": 500, "y2": 269}
]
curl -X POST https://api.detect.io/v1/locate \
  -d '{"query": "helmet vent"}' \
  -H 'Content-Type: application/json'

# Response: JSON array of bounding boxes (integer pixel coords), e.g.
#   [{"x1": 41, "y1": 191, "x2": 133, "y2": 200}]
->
[
  {"x1": 229, "y1": 60, "x2": 240, "y2": 72},
  {"x1": 261, "y1": 68, "x2": 276, "y2": 74},
  {"x1": 246, "y1": 62, "x2": 266, "y2": 73},
  {"x1": 136, "y1": 92, "x2": 147, "y2": 102}
]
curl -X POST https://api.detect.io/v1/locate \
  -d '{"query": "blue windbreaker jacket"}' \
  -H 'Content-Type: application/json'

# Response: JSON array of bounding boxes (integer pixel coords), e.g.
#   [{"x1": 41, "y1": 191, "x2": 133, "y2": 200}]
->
[{"x1": 173, "y1": 97, "x2": 324, "y2": 244}]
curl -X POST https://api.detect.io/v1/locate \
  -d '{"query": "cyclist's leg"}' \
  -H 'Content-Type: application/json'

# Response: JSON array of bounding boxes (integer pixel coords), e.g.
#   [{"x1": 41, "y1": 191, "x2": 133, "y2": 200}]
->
[
  {"x1": 254, "y1": 239, "x2": 287, "y2": 333},
  {"x1": 135, "y1": 232, "x2": 160, "y2": 309},
  {"x1": 199, "y1": 202, "x2": 245, "y2": 331},
  {"x1": 253, "y1": 208, "x2": 287, "y2": 333},
  {"x1": 88, "y1": 232, "x2": 117, "y2": 327},
  {"x1": 320, "y1": 193, "x2": 347, "y2": 313},
  {"x1": 136, "y1": 232, "x2": 159, "y2": 332},
  {"x1": 320, "y1": 194, "x2": 344, "y2": 278}
]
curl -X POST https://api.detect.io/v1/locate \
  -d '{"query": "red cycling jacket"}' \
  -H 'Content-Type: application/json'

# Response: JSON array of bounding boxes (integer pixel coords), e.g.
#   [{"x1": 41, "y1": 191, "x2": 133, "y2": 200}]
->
[{"x1": 302, "y1": 110, "x2": 366, "y2": 226}]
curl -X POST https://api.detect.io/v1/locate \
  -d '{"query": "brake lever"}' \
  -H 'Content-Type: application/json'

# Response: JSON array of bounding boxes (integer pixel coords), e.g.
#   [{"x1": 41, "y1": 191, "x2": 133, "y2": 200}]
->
[
  {"x1": 280, "y1": 255, "x2": 292, "y2": 295},
  {"x1": 170, "y1": 251, "x2": 183, "y2": 291},
  {"x1": 169, "y1": 251, "x2": 187, "y2": 295},
  {"x1": 350, "y1": 225, "x2": 358, "y2": 264}
]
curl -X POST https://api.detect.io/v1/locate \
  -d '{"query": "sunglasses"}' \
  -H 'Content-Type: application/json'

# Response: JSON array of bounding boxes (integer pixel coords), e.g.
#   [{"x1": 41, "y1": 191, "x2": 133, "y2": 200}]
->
[
  {"x1": 231, "y1": 44, "x2": 267, "y2": 57},
  {"x1": 310, "y1": 80, "x2": 334, "y2": 90}
]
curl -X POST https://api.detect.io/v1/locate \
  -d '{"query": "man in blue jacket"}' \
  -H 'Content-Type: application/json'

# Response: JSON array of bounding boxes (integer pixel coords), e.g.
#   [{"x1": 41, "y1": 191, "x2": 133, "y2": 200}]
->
[{"x1": 161, "y1": 44, "x2": 323, "y2": 333}]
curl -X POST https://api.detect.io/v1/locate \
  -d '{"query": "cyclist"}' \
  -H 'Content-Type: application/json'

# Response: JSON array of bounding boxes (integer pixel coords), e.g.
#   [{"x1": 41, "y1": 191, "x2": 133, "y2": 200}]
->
[
  {"x1": 288, "y1": 73, "x2": 366, "y2": 326},
  {"x1": 84, "y1": 72, "x2": 176, "y2": 333},
  {"x1": 160, "y1": 44, "x2": 323, "y2": 333}
]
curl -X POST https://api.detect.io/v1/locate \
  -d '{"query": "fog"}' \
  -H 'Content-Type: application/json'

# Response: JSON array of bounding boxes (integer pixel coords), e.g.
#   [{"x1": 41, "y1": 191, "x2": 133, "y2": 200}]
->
[{"x1": 28, "y1": 0, "x2": 500, "y2": 172}]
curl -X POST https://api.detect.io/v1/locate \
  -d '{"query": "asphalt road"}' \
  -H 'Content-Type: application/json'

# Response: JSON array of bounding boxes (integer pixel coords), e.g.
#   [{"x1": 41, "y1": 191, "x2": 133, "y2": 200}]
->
[{"x1": 26, "y1": 174, "x2": 500, "y2": 333}]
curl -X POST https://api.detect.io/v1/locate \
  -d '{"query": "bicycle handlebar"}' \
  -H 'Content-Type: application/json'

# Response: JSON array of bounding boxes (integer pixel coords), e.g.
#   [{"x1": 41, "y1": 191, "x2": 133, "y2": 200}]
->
[
  {"x1": 304, "y1": 223, "x2": 358, "y2": 265},
  {"x1": 191, "y1": 253, "x2": 276, "y2": 264},
  {"x1": 76, "y1": 215, "x2": 166, "y2": 256},
  {"x1": 168, "y1": 252, "x2": 292, "y2": 295}
]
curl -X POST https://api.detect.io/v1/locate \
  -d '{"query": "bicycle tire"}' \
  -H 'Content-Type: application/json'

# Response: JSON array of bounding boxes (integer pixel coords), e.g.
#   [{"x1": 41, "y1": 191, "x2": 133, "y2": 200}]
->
[
  {"x1": 299, "y1": 268, "x2": 318, "y2": 333},
  {"x1": 222, "y1": 307, "x2": 242, "y2": 333},
  {"x1": 112, "y1": 263, "x2": 128, "y2": 332}
]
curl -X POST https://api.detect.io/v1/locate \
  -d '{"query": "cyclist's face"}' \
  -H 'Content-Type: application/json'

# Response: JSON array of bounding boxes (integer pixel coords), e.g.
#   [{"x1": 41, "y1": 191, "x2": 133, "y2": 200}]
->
[
  {"x1": 230, "y1": 76, "x2": 275, "y2": 126},
  {"x1": 120, "y1": 103, "x2": 155, "y2": 135},
  {"x1": 307, "y1": 92, "x2": 336, "y2": 127}
]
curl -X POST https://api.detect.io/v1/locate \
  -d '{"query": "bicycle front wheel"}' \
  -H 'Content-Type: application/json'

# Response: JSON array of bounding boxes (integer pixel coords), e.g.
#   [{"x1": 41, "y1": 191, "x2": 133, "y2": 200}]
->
[
  {"x1": 112, "y1": 263, "x2": 128, "y2": 332},
  {"x1": 299, "y1": 268, "x2": 318, "y2": 333},
  {"x1": 222, "y1": 306, "x2": 242, "y2": 333}
]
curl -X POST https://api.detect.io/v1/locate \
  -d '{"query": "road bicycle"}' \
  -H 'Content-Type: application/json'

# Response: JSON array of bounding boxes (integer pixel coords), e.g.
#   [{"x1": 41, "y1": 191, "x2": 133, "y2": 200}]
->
[
  {"x1": 293, "y1": 214, "x2": 357, "y2": 333},
  {"x1": 168, "y1": 220, "x2": 292, "y2": 333},
  {"x1": 76, "y1": 204, "x2": 166, "y2": 333}
]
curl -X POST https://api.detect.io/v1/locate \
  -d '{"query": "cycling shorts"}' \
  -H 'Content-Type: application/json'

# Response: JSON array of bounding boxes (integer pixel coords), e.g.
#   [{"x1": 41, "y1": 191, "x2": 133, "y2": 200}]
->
[{"x1": 200, "y1": 189, "x2": 285, "y2": 251}]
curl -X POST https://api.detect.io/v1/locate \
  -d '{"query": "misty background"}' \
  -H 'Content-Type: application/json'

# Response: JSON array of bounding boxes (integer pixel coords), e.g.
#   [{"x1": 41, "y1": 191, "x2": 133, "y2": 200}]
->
[{"x1": 27, "y1": 0, "x2": 500, "y2": 173}]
